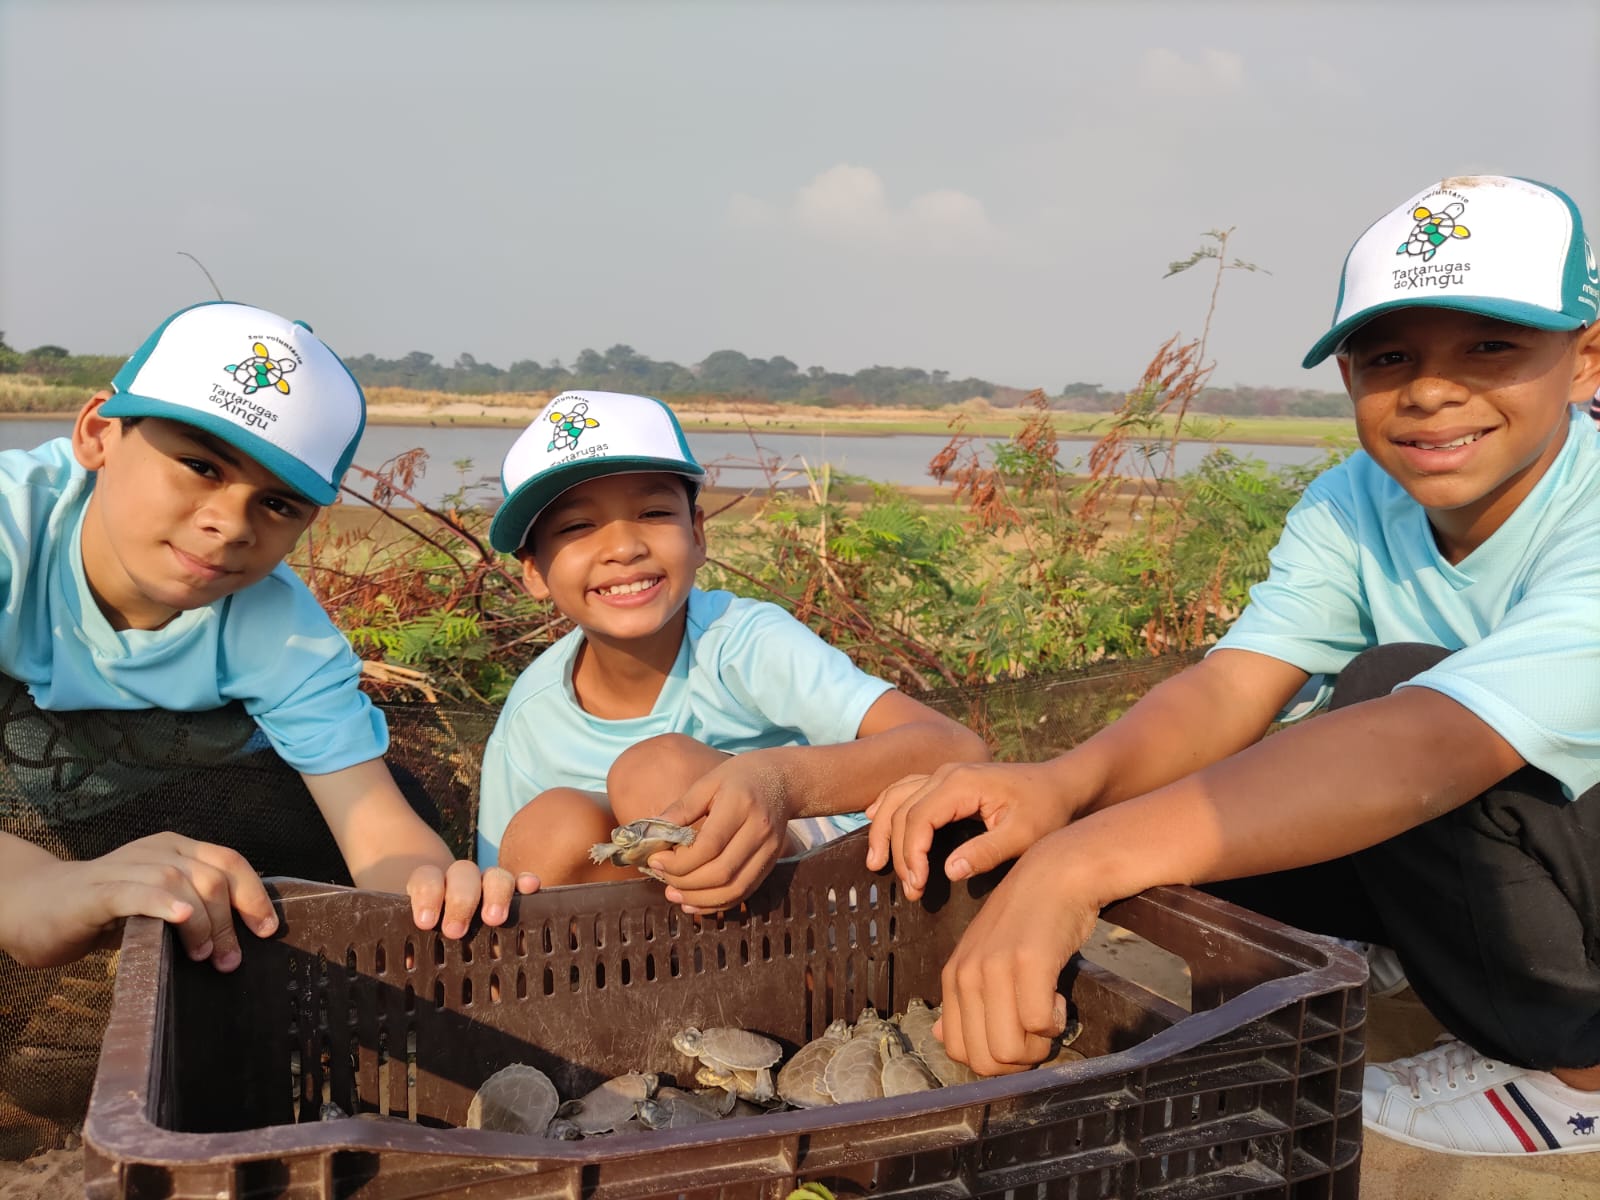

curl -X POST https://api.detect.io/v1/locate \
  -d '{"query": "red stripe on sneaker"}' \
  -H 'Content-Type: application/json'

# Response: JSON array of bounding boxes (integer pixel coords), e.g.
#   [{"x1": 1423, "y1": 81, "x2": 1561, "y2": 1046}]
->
[{"x1": 1486, "y1": 1088, "x2": 1539, "y2": 1152}]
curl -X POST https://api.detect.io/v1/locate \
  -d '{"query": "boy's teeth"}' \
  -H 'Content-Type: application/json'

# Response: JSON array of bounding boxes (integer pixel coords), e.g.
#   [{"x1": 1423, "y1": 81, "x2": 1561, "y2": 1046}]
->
[
  {"x1": 1411, "y1": 431, "x2": 1483, "y2": 450},
  {"x1": 598, "y1": 579, "x2": 658, "y2": 596}
]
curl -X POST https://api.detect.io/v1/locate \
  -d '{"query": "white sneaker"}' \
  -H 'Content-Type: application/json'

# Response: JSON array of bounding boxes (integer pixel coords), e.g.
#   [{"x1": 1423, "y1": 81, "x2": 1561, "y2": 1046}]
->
[
  {"x1": 1364, "y1": 1038, "x2": 1600, "y2": 1156},
  {"x1": 1332, "y1": 938, "x2": 1409, "y2": 998},
  {"x1": 1364, "y1": 943, "x2": 1409, "y2": 998}
]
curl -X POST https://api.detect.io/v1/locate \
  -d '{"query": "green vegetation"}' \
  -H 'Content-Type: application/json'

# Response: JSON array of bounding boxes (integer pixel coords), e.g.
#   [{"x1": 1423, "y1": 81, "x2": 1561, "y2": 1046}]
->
[
  {"x1": 285, "y1": 227, "x2": 1351, "y2": 712},
  {"x1": 0, "y1": 331, "x2": 1351, "y2": 419}
]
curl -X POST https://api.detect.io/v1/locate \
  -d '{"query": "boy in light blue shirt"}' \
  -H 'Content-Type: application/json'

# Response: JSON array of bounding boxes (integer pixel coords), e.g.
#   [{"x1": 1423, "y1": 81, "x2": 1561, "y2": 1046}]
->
[
  {"x1": 869, "y1": 175, "x2": 1600, "y2": 1158},
  {"x1": 479, "y1": 390, "x2": 986, "y2": 909},
  {"x1": 0, "y1": 301, "x2": 527, "y2": 972}
]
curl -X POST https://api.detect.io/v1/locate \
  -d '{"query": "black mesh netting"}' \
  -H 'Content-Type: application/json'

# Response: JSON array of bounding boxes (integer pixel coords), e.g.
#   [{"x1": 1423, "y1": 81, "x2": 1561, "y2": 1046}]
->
[{"x1": 0, "y1": 650, "x2": 1200, "y2": 1158}]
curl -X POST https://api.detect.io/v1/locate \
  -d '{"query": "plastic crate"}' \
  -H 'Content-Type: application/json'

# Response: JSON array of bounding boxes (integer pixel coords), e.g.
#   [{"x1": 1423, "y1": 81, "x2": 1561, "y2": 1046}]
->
[{"x1": 83, "y1": 827, "x2": 1366, "y2": 1199}]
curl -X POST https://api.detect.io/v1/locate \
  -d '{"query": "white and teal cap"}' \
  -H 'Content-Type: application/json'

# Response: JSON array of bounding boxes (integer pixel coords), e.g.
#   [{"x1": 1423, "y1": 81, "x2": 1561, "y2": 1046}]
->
[
  {"x1": 490, "y1": 390, "x2": 705, "y2": 553},
  {"x1": 101, "y1": 300, "x2": 366, "y2": 504},
  {"x1": 1303, "y1": 175, "x2": 1600, "y2": 367}
]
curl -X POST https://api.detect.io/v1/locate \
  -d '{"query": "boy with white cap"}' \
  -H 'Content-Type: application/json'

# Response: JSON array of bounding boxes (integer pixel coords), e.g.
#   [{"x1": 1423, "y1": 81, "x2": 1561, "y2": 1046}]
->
[
  {"x1": 868, "y1": 176, "x2": 1600, "y2": 1156},
  {"x1": 0, "y1": 300, "x2": 527, "y2": 972},
  {"x1": 478, "y1": 390, "x2": 985, "y2": 908}
]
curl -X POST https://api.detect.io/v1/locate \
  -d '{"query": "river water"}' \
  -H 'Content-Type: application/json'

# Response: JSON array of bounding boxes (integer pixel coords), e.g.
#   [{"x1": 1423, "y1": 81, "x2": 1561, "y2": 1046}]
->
[{"x1": 0, "y1": 418, "x2": 1341, "y2": 508}]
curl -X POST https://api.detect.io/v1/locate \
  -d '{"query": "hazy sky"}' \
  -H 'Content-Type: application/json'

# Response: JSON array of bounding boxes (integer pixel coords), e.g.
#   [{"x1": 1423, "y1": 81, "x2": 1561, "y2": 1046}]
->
[{"x1": 3, "y1": 0, "x2": 1596, "y2": 392}]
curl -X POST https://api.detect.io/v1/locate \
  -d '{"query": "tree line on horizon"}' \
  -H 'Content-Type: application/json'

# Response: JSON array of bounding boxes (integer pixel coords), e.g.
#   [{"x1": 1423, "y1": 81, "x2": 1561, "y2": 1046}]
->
[{"x1": 0, "y1": 334, "x2": 1350, "y2": 418}]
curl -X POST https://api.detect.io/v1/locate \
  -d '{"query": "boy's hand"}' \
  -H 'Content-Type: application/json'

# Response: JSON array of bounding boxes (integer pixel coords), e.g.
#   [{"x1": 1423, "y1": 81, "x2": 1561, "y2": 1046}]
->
[
  {"x1": 865, "y1": 760, "x2": 1077, "y2": 901},
  {"x1": 404, "y1": 861, "x2": 539, "y2": 938},
  {"x1": 935, "y1": 826, "x2": 1099, "y2": 1075},
  {"x1": 647, "y1": 750, "x2": 797, "y2": 912},
  {"x1": 3, "y1": 833, "x2": 277, "y2": 971}
]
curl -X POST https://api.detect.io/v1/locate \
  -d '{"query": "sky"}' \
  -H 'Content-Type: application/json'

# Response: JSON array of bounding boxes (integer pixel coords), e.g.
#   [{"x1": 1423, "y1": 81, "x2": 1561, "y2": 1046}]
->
[{"x1": 2, "y1": 0, "x2": 1597, "y2": 393}]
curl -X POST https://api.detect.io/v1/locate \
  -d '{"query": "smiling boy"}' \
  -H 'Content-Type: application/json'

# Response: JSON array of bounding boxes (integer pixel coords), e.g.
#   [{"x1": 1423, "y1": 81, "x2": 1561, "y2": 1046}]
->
[
  {"x1": 0, "y1": 301, "x2": 523, "y2": 971},
  {"x1": 478, "y1": 390, "x2": 986, "y2": 909},
  {"x1": 868, "y1": 176, "x2": 1600, "y2": 1157}
]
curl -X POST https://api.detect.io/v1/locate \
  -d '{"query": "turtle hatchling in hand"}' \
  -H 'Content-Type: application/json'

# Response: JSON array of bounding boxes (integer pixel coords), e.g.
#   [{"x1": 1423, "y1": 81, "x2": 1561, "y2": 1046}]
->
[{"x1": 591, "y1": 818, "x2": 697, "y2": 878}]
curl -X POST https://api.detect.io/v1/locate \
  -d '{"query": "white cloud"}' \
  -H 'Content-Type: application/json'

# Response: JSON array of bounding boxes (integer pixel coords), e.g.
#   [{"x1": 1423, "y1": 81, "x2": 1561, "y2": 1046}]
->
[
  {"x1": 1136, "y1": 47, "x2": 1245, "y2": 96},
  {"x1": 1297, "y1": 56, "x2": 1359, "y2": 96},
  {"x1": 728, "y1": 164, "x2": 1001, "y2": 255}
]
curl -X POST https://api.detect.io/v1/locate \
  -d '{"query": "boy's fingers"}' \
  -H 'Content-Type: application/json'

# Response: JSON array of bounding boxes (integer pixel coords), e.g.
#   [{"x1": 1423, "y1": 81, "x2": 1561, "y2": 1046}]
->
[
  {"x1": 89, "y1": 881, "x2": 206, "y2": 961},
  {"x1": 865, "y1": 775, "x2": 926, "y2": 871},
  {"x1": 652, "y1": 789, "x2": 744, "y2": 876},
  {"x1": 655, "y1": 787, "x2": 714, "y2": 831},
  {"x1": 662, "y1": 820, "x2": 778, "y2": 908},
  {"x1": 184, "y1": 841, "x2": 277, "y2": 938},
  {"x1": 167, "y1": 857, "x2": 244, "y2": 969},
  {"x1": 478, "y1": 867, "x2": 516, "y2": 925},
  {"x1": 439, "y1": 860, "x2": 483, "y2": 939},
  {"x1": 892, "y1": 785, "x2": 979, "y2": 897},
  {"x1": 406, "y1": 865, "x2": 446, "y2": 930},
  {"x1": 515, "y1": 871, "x2": 541, "y2": 895},
  {"x1": 944, "y1": 826, "x2": 1026, "y2": 883}
]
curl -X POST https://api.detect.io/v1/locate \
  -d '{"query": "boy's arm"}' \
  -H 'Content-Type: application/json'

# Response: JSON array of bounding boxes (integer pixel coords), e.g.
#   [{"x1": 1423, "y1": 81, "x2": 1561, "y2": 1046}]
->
[
  {"x1": 872, "y1": 649, "x2": 1308, "y2": 899},
  {"x1": 938, "y1": 683, "x2": 1524, "y2": 1076},
  {"x1": 0, "y1": 831, "x2": 277, "y2": 970},
  {"x1": 649, "y1": 690, "x2": 988, "y2": 911},
  {"x1": 301, "y1": 759, "x2": 533, "y2": 938}
]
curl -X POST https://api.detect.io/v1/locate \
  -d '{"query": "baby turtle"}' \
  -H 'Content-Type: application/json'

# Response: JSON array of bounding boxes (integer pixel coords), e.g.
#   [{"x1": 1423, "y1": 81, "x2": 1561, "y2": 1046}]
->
[
  {"x1": 466, "y1": 1063, "x2": 561, "y2": 1135},
  {"x1": 777, "y1": 1019, "x2": 851, "y2": 1108},
  {"x1": 822, "y1": 1032, "x2": 886, "y2": 1104},
  {"x1": 1039, "y1": 1015, "x2": 1087, "y2": 1066},
  {"x1": 635, "y1": 1086, "x2": 732, "y2": 1130},
  {"x1": 896, "y1": 1000, "x2": 979, "y2": 1088},
  {"x1": 879, "y1": 1036, "x2": 940, "y2": 1096},
  {"x1": 851, "y1": 1006, "x2": 900, "y2": 1042},
  {"x1": 558, "y1": 1072, "x2": 658, "y2": 1136},
  {"x1": 674, "y1": 1026, "x2": 783, "y2": 1102},
  {"x1": 545, "y1": 1116, "x2": 583, "y2": 1140},
  {"x1": 591, "y1": 818, "x2": 697, "y2": 878}
]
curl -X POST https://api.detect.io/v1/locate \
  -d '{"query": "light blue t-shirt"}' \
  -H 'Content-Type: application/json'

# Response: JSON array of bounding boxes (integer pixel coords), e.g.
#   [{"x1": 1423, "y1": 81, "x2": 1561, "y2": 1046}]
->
[
  {"x1": 1215, "y1": 405, "x2": 1600, "y2": 799},
  {"x1": 0, "y1": 439, "x2": 387, "y2": 775},
  {"x1": 477, "y1": 587, "x2": 895, "y2": 865}
]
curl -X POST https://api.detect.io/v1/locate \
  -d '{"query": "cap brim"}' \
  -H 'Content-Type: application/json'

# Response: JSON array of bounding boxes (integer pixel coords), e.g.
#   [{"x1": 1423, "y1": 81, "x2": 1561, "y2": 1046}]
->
[
  {"x1": 489, "y1": 457, "x2": 707, "y2": 553},
  {"x1": 1302, "y1": 296, "x2": 1587, "y2": 368},
  {"x1": 99, "y1": 393, "x2": 335, "y2": 504}
]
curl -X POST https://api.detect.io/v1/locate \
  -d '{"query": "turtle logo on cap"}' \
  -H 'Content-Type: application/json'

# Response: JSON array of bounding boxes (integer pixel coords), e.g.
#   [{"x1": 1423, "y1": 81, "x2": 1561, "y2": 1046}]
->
[
  {"x1": 548, "y1": 398, "x2": 600, "y2": 451},
  {"x1": 1398, "y1": 201, "x2": 1471, "y2": 263},
  {"x1": 224, "y1": 342, "x2": 296, "y2": 396}
]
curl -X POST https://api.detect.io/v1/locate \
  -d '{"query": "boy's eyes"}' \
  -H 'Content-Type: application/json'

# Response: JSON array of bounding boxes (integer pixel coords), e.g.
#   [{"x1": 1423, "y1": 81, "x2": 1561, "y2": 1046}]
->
[
  {"x1": 1360, "y1": 349, "x2": 1409, "y2": 368},
  {"x1": 553, "y1": 509, "x2": 679, "y2": 534},
  {"x1": 178, "y1": 456, "x2": 305, "y2": 519},
  {"x1": 261, "y1": 496, "x2": 306, "y2": 520},
  {"x1": 180, "y1": 456, "x2": 221, "y2": 479}
]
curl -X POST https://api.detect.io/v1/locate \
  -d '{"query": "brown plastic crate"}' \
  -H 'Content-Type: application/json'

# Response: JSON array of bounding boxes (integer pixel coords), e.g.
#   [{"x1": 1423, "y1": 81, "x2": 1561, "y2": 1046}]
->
[{"x1": 84, "y1": 827, "x2": 1366, "y2": 1199}]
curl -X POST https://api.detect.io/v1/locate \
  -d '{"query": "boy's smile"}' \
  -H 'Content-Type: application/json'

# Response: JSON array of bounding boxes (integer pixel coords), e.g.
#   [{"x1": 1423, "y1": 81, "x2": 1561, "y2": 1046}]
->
[
  {"x1": 72, "y1": 399, "x2": 316, "y2": 631},
  {"x1": 1340, "y1": 309, "x2": 1600, "y2": 562},
  {"x1": 521, "y1": 472, "x2": 706, "y2": 660}
]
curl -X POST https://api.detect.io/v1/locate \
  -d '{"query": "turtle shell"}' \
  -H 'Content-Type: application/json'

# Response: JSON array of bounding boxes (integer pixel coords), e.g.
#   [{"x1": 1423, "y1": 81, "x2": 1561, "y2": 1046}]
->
[
  {"x1": 879, "y1": 1038, "x2": 940, "y2": 1096},
  {"x1": 822, "y1": 1034, "x2": 886, "y2": 1104},
  {"x1": 636, "y1": 1086, "x2": 731, "y2": 1130},
  {"x1": 674, "y1": 1025, "x2": 783, "y2": 1071},
  {"x1": 558, "y1": 1072, "x2": 658, "y2": 1135},
  {"x1": 897, "y1": 1002, "x2": 980, "y2": 1087},
  {"x1": 590, "y1": 818, "x2": 697, "y2": 867},
  {"x1": 466, "y1": 1063, "x2": 561, "y2": 1134},
  {"x1": 777, "y1": 1019, "x2": 851, "y2": 1107}
]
